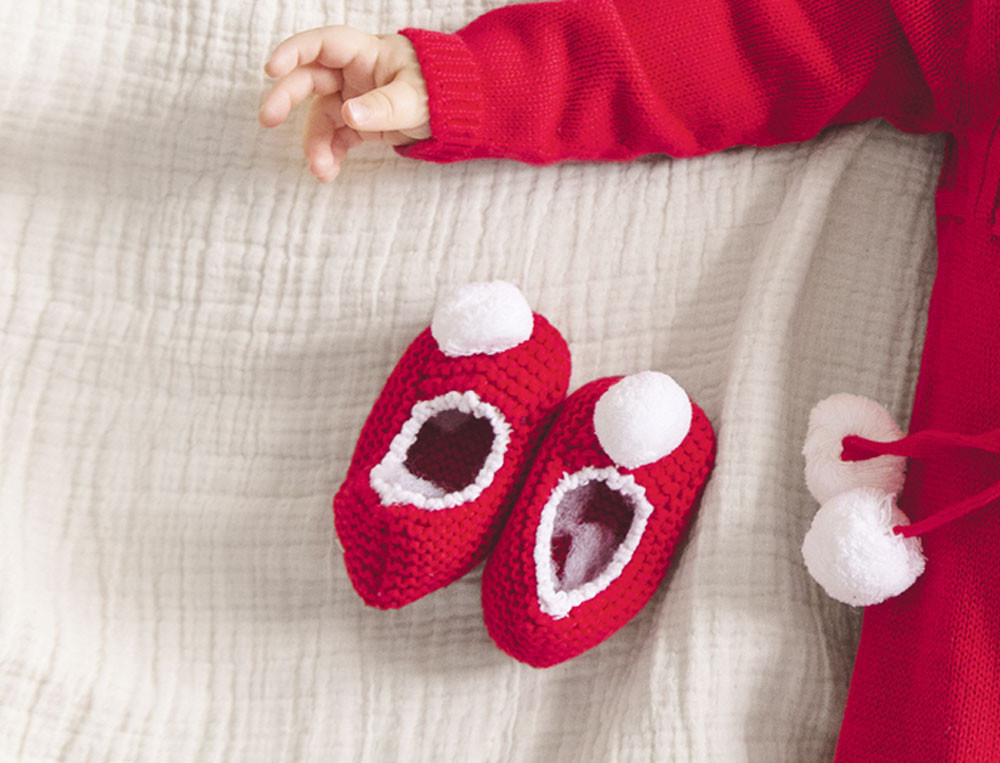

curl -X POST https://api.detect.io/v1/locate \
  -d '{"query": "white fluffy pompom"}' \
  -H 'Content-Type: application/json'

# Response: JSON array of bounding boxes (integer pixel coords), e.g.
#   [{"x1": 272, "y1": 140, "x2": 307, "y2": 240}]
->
[
  {"x1": 593, "y1": 371, "x2": 693, "y2": 469},
  {"x1": 801, "y1": 487, "x2": 925, "y2": 606},
  {"x1": 431, "y1": 281, "x2": 534, "y2": 357},
  {"x1": 803, "y1": 393, "x2": 906, "y2": 504}
]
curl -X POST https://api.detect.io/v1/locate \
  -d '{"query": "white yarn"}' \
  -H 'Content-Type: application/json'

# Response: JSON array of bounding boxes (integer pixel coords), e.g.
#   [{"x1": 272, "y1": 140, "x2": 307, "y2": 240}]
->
[
  {"x1": 801, "y1": 487, "x2": 925, "y2": 606},
  {"x1": 802, "y1": 393, "x2": 906, "y2": 504},
  {"x1": 535, "y1": 467, "x2": 653, "y2": 619},
  {"x1": 369, "y1": 390, "x2": 511, "y2": 510},
  {"x1": 593, "y1": 371, "x2": 692, "y2": 469},
  {"x1": 430, "y1": 281, "x2": 534, "y2": 357}
]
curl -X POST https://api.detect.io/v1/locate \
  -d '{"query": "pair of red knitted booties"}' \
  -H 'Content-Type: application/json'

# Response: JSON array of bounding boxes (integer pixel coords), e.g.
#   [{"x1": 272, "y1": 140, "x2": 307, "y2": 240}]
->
[{"x1": 333, "y1": 282, "x2": 716, "y2": 667}]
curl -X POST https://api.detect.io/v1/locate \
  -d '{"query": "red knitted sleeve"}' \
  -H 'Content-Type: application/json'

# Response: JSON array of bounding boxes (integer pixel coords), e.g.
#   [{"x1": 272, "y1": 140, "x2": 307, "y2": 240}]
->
[{"x1": 395, "y1": 0, "x2": 957, "y2": 164}]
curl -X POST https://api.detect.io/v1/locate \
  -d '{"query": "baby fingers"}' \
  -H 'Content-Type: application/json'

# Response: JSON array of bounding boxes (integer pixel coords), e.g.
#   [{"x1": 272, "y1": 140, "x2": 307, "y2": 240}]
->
[
  {"x1": 303, "y1": 94, "x2": 343, "y2": 180},
  {"x1": 303, "y1": 95, "x2": 369, "y2": 183},
  {"x1": 264, "y1": 26, "x2": 377, "y2": 79},
  {"x1": 259, "y1": 63, "x2": 344, "y2": 128},
  {"x1": 341, "y1": 77, "x2": 429, "y2": 135},
  {"x1": 312, "y1": 127, "x2": 363, "y2": 183}
]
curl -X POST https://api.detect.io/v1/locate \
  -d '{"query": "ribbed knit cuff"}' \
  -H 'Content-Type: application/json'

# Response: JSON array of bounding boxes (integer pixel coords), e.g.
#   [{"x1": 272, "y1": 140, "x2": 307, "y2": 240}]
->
[{"x1": 394, "y1": 28, "x2": 486, "y2": 163}]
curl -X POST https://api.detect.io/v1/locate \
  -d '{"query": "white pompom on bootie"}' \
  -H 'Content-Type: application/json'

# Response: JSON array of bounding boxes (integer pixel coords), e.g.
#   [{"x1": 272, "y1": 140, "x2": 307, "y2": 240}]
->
[
  {"x1": 431, "y1": 281, "x2": 534, "y2": 357},
  {"x1": 592, "y1": 371, "x2": 693, "y2": 470}
]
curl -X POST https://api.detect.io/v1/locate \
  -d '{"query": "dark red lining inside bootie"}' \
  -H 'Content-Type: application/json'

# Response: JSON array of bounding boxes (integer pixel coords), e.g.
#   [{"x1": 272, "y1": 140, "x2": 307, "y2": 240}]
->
[
  {"x1": 551, "y1": 481, "x2": 635, "y2": 590},
  {"x1": 404, "y1": 410, "x2": 495, "y2": 494}
]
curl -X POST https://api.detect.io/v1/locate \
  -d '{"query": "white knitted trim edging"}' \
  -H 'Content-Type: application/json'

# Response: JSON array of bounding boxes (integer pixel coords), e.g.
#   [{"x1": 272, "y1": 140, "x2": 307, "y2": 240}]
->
[
  {"x1": 369, "y1": 390, "x2": 511, "y2": 510},
  {"x1": 535, "y1": 466, "x2": 654, "y2": 619}
]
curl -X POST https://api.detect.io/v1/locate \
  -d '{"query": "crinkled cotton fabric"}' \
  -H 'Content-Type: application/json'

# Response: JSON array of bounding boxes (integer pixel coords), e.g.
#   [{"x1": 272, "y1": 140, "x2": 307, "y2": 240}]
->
[{"x1": 0, "y1": 0, "x2": 941, "y2": 759}]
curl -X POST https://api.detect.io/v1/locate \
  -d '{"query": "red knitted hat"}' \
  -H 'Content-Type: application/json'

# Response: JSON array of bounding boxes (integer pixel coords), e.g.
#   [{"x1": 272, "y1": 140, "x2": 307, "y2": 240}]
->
[
  {"x1": 481, "y1": 372, "x2": 715, "y2": 667},
  {"x1": 333, "y1": 282, "x2": 571, "y2": 609}
]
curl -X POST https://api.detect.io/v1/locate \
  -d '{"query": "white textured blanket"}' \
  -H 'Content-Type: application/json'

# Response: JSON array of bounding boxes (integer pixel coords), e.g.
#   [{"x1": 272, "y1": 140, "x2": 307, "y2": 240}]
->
[{"x1": 0, "y1": 0, "x2": 942, "y2": 760}]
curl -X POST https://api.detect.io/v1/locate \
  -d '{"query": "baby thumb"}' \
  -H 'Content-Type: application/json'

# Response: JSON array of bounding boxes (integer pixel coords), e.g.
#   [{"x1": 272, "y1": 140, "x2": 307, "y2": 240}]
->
[{"x1": 343, "y1": 79, "x2": 426, "y2": 133}]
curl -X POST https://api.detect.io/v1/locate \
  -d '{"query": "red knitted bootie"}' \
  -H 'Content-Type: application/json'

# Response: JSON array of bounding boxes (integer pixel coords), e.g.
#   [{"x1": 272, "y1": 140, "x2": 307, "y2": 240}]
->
[
  {"x1": 481, "y1": 372, "x2": 715, "y2": 667},
  {"x1": 333, "y1": 282, "x2": 571, "y2": 609}
]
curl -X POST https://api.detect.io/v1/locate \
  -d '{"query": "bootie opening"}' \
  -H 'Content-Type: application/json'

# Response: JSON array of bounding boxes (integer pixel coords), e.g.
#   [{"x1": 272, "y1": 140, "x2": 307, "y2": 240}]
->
[
  {"x1": 551, "y1": 481, "x2": 635, "y2": 592},
  {"x1": 535, "y1": 467, "x2": 655, "y2": 618},
  {"x1": 404, "y1": 410, "x2": 495, "y2": 494},
  {"x1": 370, "y1": 390, "x2": 512, "y2": 510}
]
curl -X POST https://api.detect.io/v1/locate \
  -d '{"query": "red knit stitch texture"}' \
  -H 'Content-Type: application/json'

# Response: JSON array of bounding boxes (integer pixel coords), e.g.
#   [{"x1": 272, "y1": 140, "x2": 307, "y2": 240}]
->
[
  {"x1": 482, "y1": 376, "x2": 715, "y2": 667},
  {"x1": 333, "y1": 315, "x2": 571, "y2": 609},
  {"x1": 395, "y1": 0, "x2": 1000, "y2": 753}
]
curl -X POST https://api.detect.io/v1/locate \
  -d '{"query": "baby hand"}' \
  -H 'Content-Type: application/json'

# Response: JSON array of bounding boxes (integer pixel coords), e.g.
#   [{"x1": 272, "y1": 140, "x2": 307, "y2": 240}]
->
[{"x1": 259, "y1": 26, "x2": 431, "y2": 182}]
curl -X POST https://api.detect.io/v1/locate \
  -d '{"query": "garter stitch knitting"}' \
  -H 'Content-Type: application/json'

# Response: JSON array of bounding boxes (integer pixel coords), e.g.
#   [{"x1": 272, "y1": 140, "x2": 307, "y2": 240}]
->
[
  {"x1": 334, "y1": 315, "x2": 570, "y2": 609},
  {"x1": 482, "y1": 376, "x2": 715, "y2": 667}
]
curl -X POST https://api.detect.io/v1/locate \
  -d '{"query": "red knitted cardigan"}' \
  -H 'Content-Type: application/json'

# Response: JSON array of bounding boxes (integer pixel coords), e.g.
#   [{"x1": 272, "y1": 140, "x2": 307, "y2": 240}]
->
[{"x1": 396, "y1": 1, "x2": 1000, "y2": 759}]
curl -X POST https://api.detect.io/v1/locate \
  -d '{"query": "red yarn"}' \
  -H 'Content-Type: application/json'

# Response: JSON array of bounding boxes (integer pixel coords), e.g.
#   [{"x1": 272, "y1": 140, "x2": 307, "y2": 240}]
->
[
  {"x1": 333, "y1": 315, "x2": 570, "y2": 609},
  {"x1": 842, "y1": 430, "x2": 1000, "y2": 538},
  {"x1": 395, "y1": 0, "x2": 1000, "y2": 755},
  {"x1": 481, "y1": 377, "x2": 715, "y2": 667}
]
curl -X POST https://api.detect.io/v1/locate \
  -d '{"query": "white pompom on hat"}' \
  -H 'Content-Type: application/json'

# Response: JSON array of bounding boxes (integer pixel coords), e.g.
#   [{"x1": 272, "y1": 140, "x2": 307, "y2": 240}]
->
[
  {"x1": 431, "y1": 281, "x2": 535, "y2": 357},
  {"x1": 593, "y1": 371, "x2": 693, "y2": 469},
  {"x1": 802, "y1": 393, "x2": 906, "y2": 504},
  {"x1": 801, "y1": 487, "x2": 925, "y2": 606}
]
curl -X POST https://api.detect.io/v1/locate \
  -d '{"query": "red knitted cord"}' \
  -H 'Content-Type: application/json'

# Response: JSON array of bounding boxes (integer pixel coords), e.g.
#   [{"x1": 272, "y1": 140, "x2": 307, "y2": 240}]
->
[{"x1": 842, "y1": 429, "x2": 1000, "y2": 537}]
